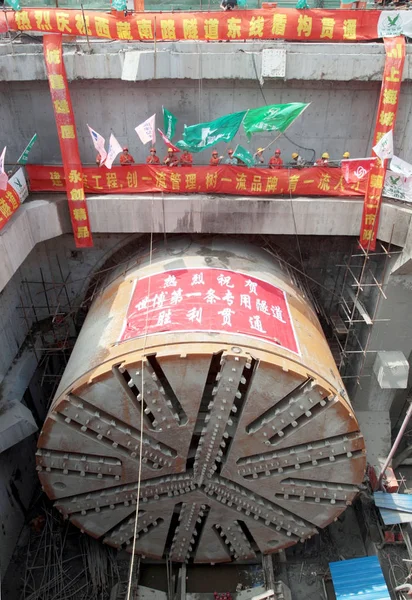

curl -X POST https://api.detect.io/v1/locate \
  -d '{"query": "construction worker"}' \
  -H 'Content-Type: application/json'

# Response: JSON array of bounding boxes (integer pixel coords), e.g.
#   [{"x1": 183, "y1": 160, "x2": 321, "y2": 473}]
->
[
  {"x1": 146, "y1": 148, "x2": 160, "y2": 165},
  {"x1": 269, "y1": 149, "x2": 283, "y2": 169},
  {"x1": 255, "y1": 148, "x2": 265, "y2": 165},
  {"x1": 220, "y1": 0, "x2": 237, "y2": 10},
  {"x1": 315, "y1": 152, "x2": 329, "y2": 166},
  {"x1": 163, "y1": 148, "x2": 179, "y2": 167},
  {"x1": 210, "y1": 150, "x2": 223, "y2": 166},
  {"x1": 291, "y1": 152, "x2": 305, "y2": 168},
  {"x1": 180, "y1": 150, "x2": 193, "y2": 167},
  {"x1": 120, "y1": 147, "x2": 135, "y2": 166},
  {"x1": 225, "y1": 148, "x2": 238, "y2": 165}
]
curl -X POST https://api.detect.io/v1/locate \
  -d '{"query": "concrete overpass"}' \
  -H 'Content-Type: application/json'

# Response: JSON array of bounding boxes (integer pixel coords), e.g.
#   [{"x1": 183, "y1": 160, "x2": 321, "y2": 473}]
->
[{"x1": 1, "y1": 192, "x2": 412, "y2": 295}]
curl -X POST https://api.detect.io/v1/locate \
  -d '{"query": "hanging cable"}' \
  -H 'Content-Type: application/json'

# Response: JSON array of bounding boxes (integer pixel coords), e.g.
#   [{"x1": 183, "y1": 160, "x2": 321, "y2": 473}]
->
[
  {"x1": 126, "y1": 223, "x2": 154, "y2": 600},
  {"x1": 249, "y1": 52, "x2": 310, "y2": 282},
  {"x1": 251, "y1": 54, "x2": 316, "y2": 163}
]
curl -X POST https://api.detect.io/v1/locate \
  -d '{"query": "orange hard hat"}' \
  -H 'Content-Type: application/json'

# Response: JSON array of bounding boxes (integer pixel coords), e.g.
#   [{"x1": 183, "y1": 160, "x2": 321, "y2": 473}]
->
[{"x1": 228, "y1": 148, "x2": 233, "y2": 153}]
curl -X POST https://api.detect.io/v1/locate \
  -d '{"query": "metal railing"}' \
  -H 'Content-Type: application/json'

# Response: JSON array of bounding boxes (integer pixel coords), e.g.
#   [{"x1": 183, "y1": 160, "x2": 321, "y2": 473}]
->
[{"x1": 17, "y1": 0, "x2": 343, "y2": 11}]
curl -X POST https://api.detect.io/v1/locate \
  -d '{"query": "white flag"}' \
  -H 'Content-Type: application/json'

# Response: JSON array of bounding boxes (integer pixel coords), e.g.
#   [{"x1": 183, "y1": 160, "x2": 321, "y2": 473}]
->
[
  {"x1": 0, "y1": 147, "x2": 8, "y2": 190},
  {"x1": 390, "y1": 155, "x2": 412, "y2": 178},
  {"x1": 87, "y1": 124, "x2": 107, "y2": 166},
  {"x1": 373, "y1": 130, "x2": 393, "y2": 161},
  {"x1": 135, "y1": 114, "x2": 156, "y2": 145},
  {"x1": 105, "y1": 134, "x2": 123, "y2": 170}
]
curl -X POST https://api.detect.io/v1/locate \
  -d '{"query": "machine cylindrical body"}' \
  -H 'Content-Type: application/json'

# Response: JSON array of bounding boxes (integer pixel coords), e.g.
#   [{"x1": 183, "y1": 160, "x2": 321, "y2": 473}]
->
[{"x1": 37, "y1": 238, "x2": 365, "y2": 563}]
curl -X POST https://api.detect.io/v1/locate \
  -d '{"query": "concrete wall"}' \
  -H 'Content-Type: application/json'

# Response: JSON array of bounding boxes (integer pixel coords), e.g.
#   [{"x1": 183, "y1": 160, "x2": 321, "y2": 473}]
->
[
  {"x1": 0, "y1": 78, "x2": 387, "y2": 167},
  {"x1": 2, "y1": 76, "x2": 412, "y2": 168},
  {"x1": 0, "y1": 435, "x2": 38, "y2": 578},
  {"x1": 1, "y1": 41, "x2": 412, "y2": 83}
]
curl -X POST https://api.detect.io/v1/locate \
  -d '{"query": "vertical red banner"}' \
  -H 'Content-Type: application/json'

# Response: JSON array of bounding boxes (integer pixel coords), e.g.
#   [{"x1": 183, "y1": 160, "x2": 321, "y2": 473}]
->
[
  {"x1": 43, "y1": 34, "x2": 93, "y2": 248},
  {"x1": 359, "y1": 36, "x2": 405, "y2": 251}
]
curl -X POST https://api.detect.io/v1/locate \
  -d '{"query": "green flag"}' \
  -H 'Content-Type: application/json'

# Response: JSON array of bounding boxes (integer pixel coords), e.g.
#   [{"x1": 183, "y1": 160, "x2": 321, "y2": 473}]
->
[
  {"x1": 243, "y1": 103, "x2": 309, "y2": 140},
  {"x1": 163, "y1": 107, "x2": 177, "y2": 141},
  {"x1": 17, "y1": 134, "x2": 37, "y2": 165},
  {"x1": 5, "y1": 0, "x2": 21, "y2": 9},
  {"x1": 233, "y1": 145, "x2": 254, "y2": 168},
  {"x1": 176, "y1": 111, "x2": 246, "y2": 153}
]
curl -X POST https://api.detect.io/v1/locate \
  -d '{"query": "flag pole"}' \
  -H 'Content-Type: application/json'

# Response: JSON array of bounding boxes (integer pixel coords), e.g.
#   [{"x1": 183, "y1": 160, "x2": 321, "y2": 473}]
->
[{"x1": 259, "y1": 103, "x2": 311, "y2": 156}]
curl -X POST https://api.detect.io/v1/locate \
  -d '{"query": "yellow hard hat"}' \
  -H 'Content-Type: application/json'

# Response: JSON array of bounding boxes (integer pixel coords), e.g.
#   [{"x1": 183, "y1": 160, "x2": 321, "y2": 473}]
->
[
  {"x1": 343, "y1": 151, "x2": 350, "y2": 158},
  {"x1": 168, "y1": 148, "x2": 174, "y2": 152},
  {"x1": 257, "y1": 147, "x2": 264, "y2": 153},
  {"x1": 322, "y1": 152, "x2": 329, "y2": 159},
  {"x1": 292, "y1": 152, "x2": 299, "y2": 159}
]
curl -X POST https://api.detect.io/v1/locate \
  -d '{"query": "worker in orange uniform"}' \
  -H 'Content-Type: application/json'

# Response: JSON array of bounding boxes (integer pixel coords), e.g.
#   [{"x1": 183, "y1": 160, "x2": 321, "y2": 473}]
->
[
  {"x1": 269, "y1": 149, "x2": 283, "y2": 169},
  {"x1": 164, "y1": 148, "x2": 179, "y2": 167},
  {"x1": 180, "y1": 150, "x2": 193, "y2": 167},
  {"x1": 210, "y1": 150, "x2": 223, "y2": 166},
  {"x1": 315, "y1": 152, "x2": 329, "y2": 166},
  {"x1": 146, "y1": 148, "x2": 160, "y2": 164},
  {"x1": 225, "y1": 148, "x2": 238, "y2": 165},
  {"x1": 120, "y1": 147, "x2": 135, "y2": 166}
]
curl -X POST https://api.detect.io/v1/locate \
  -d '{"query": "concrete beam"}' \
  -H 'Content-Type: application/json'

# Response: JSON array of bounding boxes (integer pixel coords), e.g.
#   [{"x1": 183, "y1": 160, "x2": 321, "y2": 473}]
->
[
  {"x1": 0, "y1": 338, "x2": 44, "y2": 451},
  {"x1": 373, "y1": 351, "x2": 409, "y2": 390},
  {"x1": 1, "y1": 193, "x2": 411, "y2": 294},
  {"x1": 0, "y1": 196, "x2": 71, "y2": 293},
  {"x1": 0, "y1": 401, "x2": 38, "y2": 453},
  {"x1": 392, "y1": 215, "x2": 412, "y2": 275},
  {"x1": 1, "y1": 40, "x2": 411, "y2": 82}
]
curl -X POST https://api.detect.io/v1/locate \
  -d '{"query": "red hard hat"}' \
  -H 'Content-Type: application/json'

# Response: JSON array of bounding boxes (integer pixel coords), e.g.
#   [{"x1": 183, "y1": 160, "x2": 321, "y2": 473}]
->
[
  {"x1": 275, "y1": 148, "x2": 281, "y2": 153},
  {"x1": 150, "y1": 147, "x2": 156, "y2": 152},
  {"x1": 123, "y1": 147, "x2": 128, "y2": 152}
]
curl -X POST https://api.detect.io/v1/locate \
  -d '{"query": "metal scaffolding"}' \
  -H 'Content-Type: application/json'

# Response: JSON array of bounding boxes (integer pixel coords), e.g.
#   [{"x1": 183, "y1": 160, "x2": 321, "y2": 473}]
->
[
  {"x1": 17, "y1": 254, "x2": 82, "y2": 408},
  {"x1": 329, "y1": 236, "x2": 401, "y2": 388}
]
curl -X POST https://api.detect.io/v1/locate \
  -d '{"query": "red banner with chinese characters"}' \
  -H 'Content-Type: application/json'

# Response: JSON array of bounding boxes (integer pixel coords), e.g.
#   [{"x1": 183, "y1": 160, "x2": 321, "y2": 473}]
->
[
  {"x1": 2, "y1": 8, "x2": 379, "y2": 43},
  {"x1": 120, "y1": 268, "x2": 299, "y2": 354},
  {"x1": 359, "y1": 36, "x2": 405, "y2": 251},
  {"x1": 0, "y1": 184, "x2": 21, "y2": 231},
  {"x1": 25, "y1": 164, "x2": 366, "y2": 198},
  {"x1": 43, "y1": 34, "x2": 93, "y2": 248}
]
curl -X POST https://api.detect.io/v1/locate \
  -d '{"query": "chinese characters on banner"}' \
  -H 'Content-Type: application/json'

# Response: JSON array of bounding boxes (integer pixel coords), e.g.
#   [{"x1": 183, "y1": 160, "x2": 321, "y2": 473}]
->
[
  {"x1": 25, "y1": 165, "x2": 367, "y2": 198},
  {"x1": 359, "y1": 36, "x2": 405, "y2": 251},
  {"x1": 2, "y1": 9, "x2": 379, "y2": 43},
  {"x1": 43, "y1": 34, "x2": 93, "y2": 248},
  {"x1": 0, "y1": 184, "x2": 21, "y2": 231},
  {"x1": 120, "y1": 268, "x2": 299, "y2": 354}
]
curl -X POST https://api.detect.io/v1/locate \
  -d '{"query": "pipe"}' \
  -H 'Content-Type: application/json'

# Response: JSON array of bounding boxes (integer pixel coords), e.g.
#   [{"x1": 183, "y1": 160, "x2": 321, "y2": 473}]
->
[
  {"x1": 395, "y1": 583, "x2": 412, "y2": 594},
  {"x1": 377, "y1": 400, "x2": 412, "y2": 490}
]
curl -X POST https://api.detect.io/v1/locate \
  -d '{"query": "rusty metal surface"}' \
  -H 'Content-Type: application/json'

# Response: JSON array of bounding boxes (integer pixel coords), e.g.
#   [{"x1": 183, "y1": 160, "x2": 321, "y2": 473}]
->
[{"x1": 37, "y1": 238, "x2": 366, "y2": 563}]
